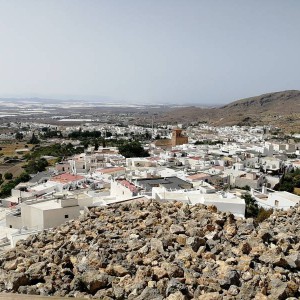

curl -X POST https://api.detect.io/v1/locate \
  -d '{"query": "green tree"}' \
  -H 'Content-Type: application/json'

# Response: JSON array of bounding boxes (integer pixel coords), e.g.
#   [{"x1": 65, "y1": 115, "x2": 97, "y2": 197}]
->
[
  {"x1": 81, "y1": 141, "x2": 90, "y2": 149},
  {"x1": 0, "y1": 172, "x2": 31, "y2": 198},
  {"x1": 118, "y1": 141, "x2": 150, "y2": 158},
  {"x1": 24, "y1": 158, "x2": 48, "y2": 174},
  {"x1": 29, "y1": 133, "x2": 40, "y2": 144},
  {"x1": 94, "y1": 140, "x2": 99, "y2": 151},
  {"x1": 255, "y1": 208, "x2": 273, "y2": 223},
  {"x1": 15, "y1": 132, "x2": 24, "y2": 140},
  {"x1": 106, "y1": 131, "x2": 112, "y2": 138},
  {"x1": 102, "y1": 138, "x2": 106, "y2": 148},
  {"x1": 16, "y1": 173, "x2": 31, "y2": 183},
  {"x1": 145, "y1": 130, "x2": 152, "y2": 140},
  {"x1": 0, "y1": 182, "x2": 16, "y2": 197},
  {"x1": 4, "y1": 172, "x2": 13, "y2": 180},
  {"x1": 274, "y1": 174, "x2": 294, "y2": 193},
  {"x1": 242, "y1": 193, "x2": 259, "y2": 218}
]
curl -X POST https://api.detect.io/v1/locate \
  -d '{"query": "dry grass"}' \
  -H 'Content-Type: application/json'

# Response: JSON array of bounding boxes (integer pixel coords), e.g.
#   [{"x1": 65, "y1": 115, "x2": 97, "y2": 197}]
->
[
  {"x1": 294, "y1": 187, "x2": 300, "y2": 195},
  {"x1": 0, "y1": 141, "x2": 32, "y2": 157}
]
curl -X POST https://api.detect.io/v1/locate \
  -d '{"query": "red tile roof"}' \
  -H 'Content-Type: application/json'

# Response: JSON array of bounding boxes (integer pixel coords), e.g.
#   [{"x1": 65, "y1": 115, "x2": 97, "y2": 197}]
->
[
  {"x1": 119, "y1": 180, "x2": 138, "y2": 193},
  {"x1": 187, "y1": 173, "x2": 210, "y2": 181},
  {"x1": 50, "y1": 173, "x2": 85, "y2": 184},
  {"x1": 99, "y1": 167, "x2": 125, "y2": 174}
]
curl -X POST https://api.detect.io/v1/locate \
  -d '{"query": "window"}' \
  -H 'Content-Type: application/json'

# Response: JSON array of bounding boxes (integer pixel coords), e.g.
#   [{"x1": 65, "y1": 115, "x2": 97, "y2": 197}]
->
[
  {"x1": 9, "y1": 225, "x2": 12, "y2": 228},
  {"x1": 275, "y1": 200, "x2": 279, "y2": 207},
  {"x1": 65, "y1": 214, "x2": 69, "y2": 219}
]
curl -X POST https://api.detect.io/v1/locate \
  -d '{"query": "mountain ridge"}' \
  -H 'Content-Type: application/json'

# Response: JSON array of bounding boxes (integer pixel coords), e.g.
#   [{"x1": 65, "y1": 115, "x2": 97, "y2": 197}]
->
[{"x1": 157, "y1": 90, "x2": 300, "y2": 131}]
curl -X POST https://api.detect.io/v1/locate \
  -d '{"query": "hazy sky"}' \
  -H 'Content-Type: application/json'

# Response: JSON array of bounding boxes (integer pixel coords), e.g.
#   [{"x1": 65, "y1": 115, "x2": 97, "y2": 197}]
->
[{"x1": 0, "y1": 0, "x2": 299, "y2": 104}]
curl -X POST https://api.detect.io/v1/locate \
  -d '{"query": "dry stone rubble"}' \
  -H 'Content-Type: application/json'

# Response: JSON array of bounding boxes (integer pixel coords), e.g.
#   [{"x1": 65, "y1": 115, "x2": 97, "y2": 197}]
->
[{"x1": 0, "y1": 200, "x2": 300, "y2": 299}]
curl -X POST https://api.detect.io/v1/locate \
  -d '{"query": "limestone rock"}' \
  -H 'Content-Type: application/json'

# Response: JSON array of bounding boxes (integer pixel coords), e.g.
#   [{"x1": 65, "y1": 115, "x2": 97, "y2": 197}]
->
[
  {"x1": 0, "y1": 200, "x2": 300, "y2": 299},
  {"x1": 170, "y1": 224, "x2": 185, "y2": 234}
]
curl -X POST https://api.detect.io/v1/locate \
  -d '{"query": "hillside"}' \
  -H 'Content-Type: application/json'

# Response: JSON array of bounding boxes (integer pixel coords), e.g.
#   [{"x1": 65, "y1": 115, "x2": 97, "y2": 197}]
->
[
  {"x1": 216, "y1": 90, "x2": 300, "y2": 128},
  {"x1": 0, "y1": 200, "x2": 300, "y2": 299},
  {"x1": 221, "y1": 90, "x2": 300, "y2": 113},
  {"x1": 157, "y1": 90, "x2": 300, "y2": 131}
]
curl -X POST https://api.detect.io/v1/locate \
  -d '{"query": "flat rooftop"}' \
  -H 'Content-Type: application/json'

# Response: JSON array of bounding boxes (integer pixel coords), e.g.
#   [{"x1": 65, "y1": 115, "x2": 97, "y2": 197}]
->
[
  {"x1": 136, "y1": 176, "x2": 192, "y2": 191},
  {"x1": 24, "y1": 198, "x2": 78, "y2": 210}
]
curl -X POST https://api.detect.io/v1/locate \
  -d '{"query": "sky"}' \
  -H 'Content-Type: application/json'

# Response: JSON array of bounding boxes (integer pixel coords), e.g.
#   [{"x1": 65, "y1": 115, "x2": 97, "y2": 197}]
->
[{"x1": 0, "y1": 0, "x2": 299, "y2": 105}]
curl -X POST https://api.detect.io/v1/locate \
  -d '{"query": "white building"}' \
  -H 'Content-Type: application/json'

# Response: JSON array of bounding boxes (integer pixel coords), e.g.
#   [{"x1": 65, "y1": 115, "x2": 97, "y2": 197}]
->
[
  {"x1": 252, "y1": 187, "x2": 300, "y2": 210},
  {"x1": 152, "y1": 185, "x2": 245, "y2": 217},
  {"x1": 6, "y1": 197, "x2": 81, "y2": 230},
  {"x1": 126, "y1": 157, "x2": 157, "y2": 168},
  {"x1": 110, "y1": 179, "x2": 139, "y2": 200}
]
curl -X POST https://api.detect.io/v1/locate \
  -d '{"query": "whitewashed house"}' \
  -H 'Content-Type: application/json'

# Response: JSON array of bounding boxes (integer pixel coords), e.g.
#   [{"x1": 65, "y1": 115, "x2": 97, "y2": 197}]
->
[
  {"x1": 252, "y1": 187, "x2": 300, "y2": 210},
  {"x1": 6, "y1": 196, "x2": 81, "y2": 230},
  {"x1": 152, "y1": 186, "x2": 245, "y2": 218}
]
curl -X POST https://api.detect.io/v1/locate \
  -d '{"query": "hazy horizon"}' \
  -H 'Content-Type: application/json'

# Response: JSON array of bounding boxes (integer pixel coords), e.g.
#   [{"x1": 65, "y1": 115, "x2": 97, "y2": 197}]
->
[
  {"x1": 0, "y1": 1, "x2": 299, "y2": 104},
  {"x1": 0, "y1": 89, "x2": 299, "y2": 107}
]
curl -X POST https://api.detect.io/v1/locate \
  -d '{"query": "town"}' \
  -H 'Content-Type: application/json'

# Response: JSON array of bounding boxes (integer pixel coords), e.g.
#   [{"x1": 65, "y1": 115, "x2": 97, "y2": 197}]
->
[
  {"x1": 1, "y1": 0, "x2": 300, "y2": 298},
  {"x1": 1, "y1": 117, "x2": 300, "y2": 251}
]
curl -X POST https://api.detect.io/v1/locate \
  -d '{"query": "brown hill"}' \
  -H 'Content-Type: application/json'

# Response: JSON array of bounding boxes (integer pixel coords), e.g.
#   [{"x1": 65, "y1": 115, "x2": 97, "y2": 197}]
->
[
  {"x1": 157, "y1": 90, "x2": 300, "y2": 131},
  {"x1": 220, "y1": 90, "x2": 300, "y2": 113}
]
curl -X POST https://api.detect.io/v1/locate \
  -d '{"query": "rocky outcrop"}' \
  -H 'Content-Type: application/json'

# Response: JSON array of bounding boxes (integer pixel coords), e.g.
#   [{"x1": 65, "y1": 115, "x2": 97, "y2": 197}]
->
[{"x1": 0, "y1": 200, "x2": 300, "y2": 299}]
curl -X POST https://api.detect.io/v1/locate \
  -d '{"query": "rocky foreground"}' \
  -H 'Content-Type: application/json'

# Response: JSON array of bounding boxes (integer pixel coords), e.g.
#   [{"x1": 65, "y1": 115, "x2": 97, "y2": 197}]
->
[{"x1": 0, "y1": 200, "x2": 300, "y2": 299}]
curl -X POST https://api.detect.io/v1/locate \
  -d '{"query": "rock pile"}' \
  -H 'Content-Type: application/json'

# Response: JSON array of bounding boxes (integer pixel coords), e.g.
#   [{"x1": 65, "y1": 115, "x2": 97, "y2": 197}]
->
[{"x1": 0, "y1": 200, "x2": 300, "y2": 299}]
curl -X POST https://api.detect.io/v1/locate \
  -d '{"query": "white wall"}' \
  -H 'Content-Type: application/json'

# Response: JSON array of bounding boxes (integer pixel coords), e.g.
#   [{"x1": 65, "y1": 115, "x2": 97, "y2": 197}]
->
[
  {"x1": 11, "y1": 189, "x2": 32, "y2": 198},
  {"x1": 21, "y1": 205, "x2": 44, "y2": 230},
  {"x1": 10, "y1": 231, "x2": 39, "y2": 247},
  {"x1": 43, "y1": 206, "x2": 80, "y2": 229},
  {"x1": 202, "y1": 199, "x2": 245, "y2": 217},
  {"x1": 110, "y1": 180, "x2": 134, "y2": 200},
  {"x1": 256, "y1": 192, "x2": 300, "y2": 210},
  {"x1": 6, "y1": 214, "x2": 23, "y2": 229},
  {"x1": 78, "y1": 197, "x2": 93, "y2": 208}
]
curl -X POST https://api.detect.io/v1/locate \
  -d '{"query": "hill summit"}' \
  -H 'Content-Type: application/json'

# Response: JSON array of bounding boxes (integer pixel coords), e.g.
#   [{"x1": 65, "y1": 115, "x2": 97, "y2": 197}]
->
[
  {"x1": 0, "y1": 200, "x2": 300, "y2": 299},
  {"x1": 158, "y1": 90, "x2": 300, "y2": 131}
]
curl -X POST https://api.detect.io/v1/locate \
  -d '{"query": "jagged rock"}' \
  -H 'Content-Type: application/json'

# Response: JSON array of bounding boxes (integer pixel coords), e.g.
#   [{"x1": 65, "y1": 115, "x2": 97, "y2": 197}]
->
[
  {"x1": 268, "y1": 277, "x2": 289, "y2": 300},
  {"x1": 4, "y1": 273, "x2": 30, "y2": 291},
  {"x1": 94, "y1": 287, "x2": 114, "y2": 299},
  {"x1": 176, "y1": 234, "x2": 187, "y2": 246},
  {"x1": 106, "y1": 264, "x2": 130, "y2": 277},
  {"x1": 112, "y1": 284, "x2": 125, "y2": 300},
  {"x1": 170, "y1": 224, "x2": 185, "y2": 234},
  {"x1": 134, "y1": 287, "x2": 163, "y2": 300},
  {"x1": 25, "y1": 261, "x2": 47, "y2": 280},
  {"x1": 286, "y1": 252, "x2": 300, "y2": 269},
  {"x1": 241, "y1": 271, "x2": 253, "y2": 281},
  {"x1": 196, "y1": 292, "x2": 222, "y2": 300},
  {"x1": 80, "y1": 271, "x2": 110, "y2": 294},
  {"x1": 166, "y1": 291, "x2": 187, "y2": 300},
  {"x1": 3, "y1": 259, "x2": 19, "y2": 271},
  {"x1": 153, "y1": 266, "x2": 168, "y2": 280},
  {"x1": 0, "y1": 200, "x2": 300, "y2": 299},
  {"x1": 166, "y1": 279, "x2": 188, "y2": 296},
  {"x1": 240, "y1": 242, "x2": 252, "y2": 254},
  {"x1": 219, "y1": 270, "x2": 240, "y2": 289},
  {"x1": 259, "y1": 250, "x2": 289, "y2": 268},
  {"x1": 150, "y1": 238, "x2": 165, "y2": 253},
  {"x1": 186, "y1": 236, "x2": 204, "y2": 252},
  {"x1": 228, "y1": 284, "x2": 239, "y2": 296},
  {"x1": 153, "y1": 262, "x2": 184, "y2": 280}
]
